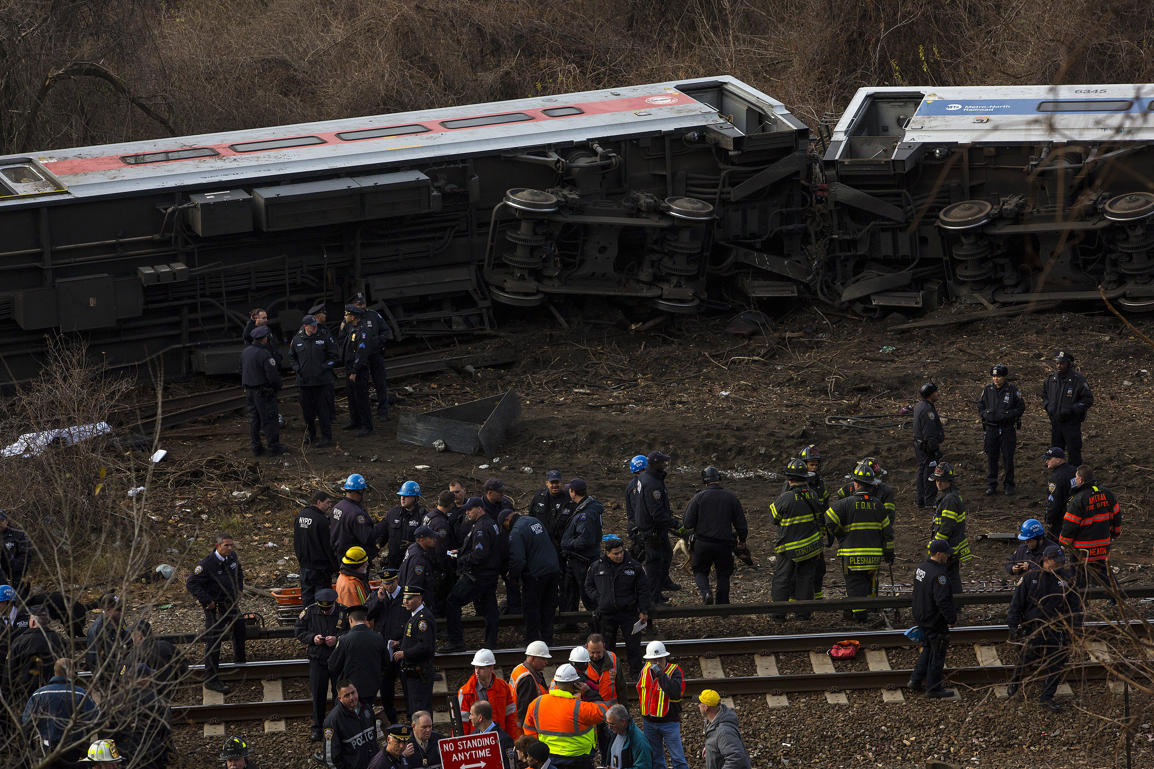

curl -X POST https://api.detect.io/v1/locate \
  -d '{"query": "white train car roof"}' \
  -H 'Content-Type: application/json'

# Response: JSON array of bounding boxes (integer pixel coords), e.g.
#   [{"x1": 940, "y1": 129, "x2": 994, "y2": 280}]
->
[
  {"x1": 833, "y1": 83, "x2": 1154, "y2": 145},
  {"x1": 0, "y1": 76, "x2": 804, "y2": 206}
]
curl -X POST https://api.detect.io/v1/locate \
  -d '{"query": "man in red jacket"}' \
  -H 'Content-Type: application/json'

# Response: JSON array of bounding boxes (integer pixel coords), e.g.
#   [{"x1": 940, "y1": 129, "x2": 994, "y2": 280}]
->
[{"x1": 456, "y1": 648, "x2": 520, "y2": 739}]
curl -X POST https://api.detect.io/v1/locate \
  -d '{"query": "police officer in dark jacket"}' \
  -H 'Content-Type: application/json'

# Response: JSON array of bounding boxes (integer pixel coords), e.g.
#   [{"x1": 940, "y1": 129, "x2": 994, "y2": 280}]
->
[
  {"x1": 977, "y1": 363, "x2": 1026, "y2": 496},
  {"x1": 913, "y1": 383, "x2": 944, "y2": 508},
  {"x1": 386, "y1": 483, "x2": 426, "y2": 571},
  {"x1": 585, "y1": 535, "x2": 650, "y2": 677},
  {"x1": 682, "y1": 467, "x2": 748, "y2": 606},
  {"x1": 291, "y1": 315, "x2": 339, "y2": 447},
  {"x1": 393, "y1": 586, "x2": 436, "y2": 718},
  {"x1": 1040, "y1": 350, "x2": 1093, "y2": 466},
  {"x1": 398, "y1": 528, "x2": 437, "y2": 598},
  {"x1": 479, "y1": 479, "x2": 518, "y2": 616},
  {"x1": 0, "y1": 511, "x2": 31, "y2": 596},
  {"x1": 295, "y1": 492, "x2": 338, "y2": 608},
  {"x1": 331, "y1": 474, "x2": 389, "y2": 566},
  {"x1": 506, "y1": 511, "x2": 561, "y2": 646},
  {"x1": 328, "y1": 606, "x2": 387, "y2": 711},
  {"x1": 324, "y1": 678, "x2": 379, "y2": 769},
  {"x1": 341, "y1": 305, "x2": 376, "y2": 437},
  {"x1": 186, "y1": 534, "x2": 246, "y2": 693},
  {"x1": 295, "y1": 588, "x2": 345, "y2": 741},
  {"x1": 530, "y1": 470, "x2": 573, "y2": 550},
  {"x1": 1004, "y1": 519, "x2": 1059, "y2": 577},
  {"x1": 422, "y1": 494, "x2": 457, "y2": 617},
  {"x1": 908, "y1": 539, "x2": 957, "y2": 699},
  {"x1": 1007, "y1": 546, "x2": 1083, "y2": 712},
  {"x1": 560, "y1": 479, "x2": 603, "y2": 614},
  {"x1": 6, "y1": 608, "x2": 64, "y2": 705},
  {"x1": 366, "y1": 570, "x2": 405, "y2": 724},
  {"x1": 1042, "y1": 447, "x2": 1078, "y2": 539},
  {"x1": 442, "y1": 498, "x2": 501, "y2": 652},
  {"x1": 241, "y1": 325, "x2": 285, "y2": 456},
  {"x1": 349, "y1": 293, "x2": 391, "y2": 421},
  {"x1": 633, "y1": 451, "x2": 677, "y2": 605}
]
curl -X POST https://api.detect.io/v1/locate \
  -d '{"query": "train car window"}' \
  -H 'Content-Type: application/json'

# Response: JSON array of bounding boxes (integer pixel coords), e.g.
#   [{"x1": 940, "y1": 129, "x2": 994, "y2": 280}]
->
[
  {"x1": 440, "y1": 112, "x2": 532, "y2": 129},
  {"x1": 336, "y1": 124, "x2": 430, "y2": 141},
  {"x1": 1036, "y1": 100, "x2": 1132, "y2": 112},
  {"x1": 121, "y1": 148, "x2": 219, "y2": 165},
  {"x1": 230, "y1": 136, "x2": 325, "y2": 153},
  {"x1": 1, "y1": 166, "x2": 46, "y2": 184},
  {"x1": 542, "y1": 107, "x2": 583, "y2": 117},
  {"x1": 0, "y1": 163, "x2": 66, "y2": 196}
]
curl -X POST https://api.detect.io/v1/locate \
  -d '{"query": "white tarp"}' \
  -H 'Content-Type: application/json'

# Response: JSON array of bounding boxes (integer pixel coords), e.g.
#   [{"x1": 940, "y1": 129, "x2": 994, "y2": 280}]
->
[{"x1": 2, "y1": 422, "x2": 112, "y2": 458}]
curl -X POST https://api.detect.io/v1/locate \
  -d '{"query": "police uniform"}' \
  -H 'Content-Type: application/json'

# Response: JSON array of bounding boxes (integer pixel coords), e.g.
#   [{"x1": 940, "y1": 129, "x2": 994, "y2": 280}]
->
[
  {"x1": 240, "y1": 328, "x2": 283, "y2": 455},
  {"x1": 824, "y1": 487, "x2": 894, "y2": 621},
  {"x1": 8, "y1": 621, "x2": 65, "y2": 704},
  {"x1": 768, "y1": 483, "x2": 824, "y2": 619},
  {"x1": 290, "y1": 323, "x2": 339, "y2": 445},
  {"x1": 682, "y1": 482, "x2": 748, "y2": 605},
  {"x1": 341, "y1": 307, "x2": 376, "y2": 435},
  {"x1": 185, "y1": 548, "x2": 247, "y2": 685},
  {"x1": 0, "y1": 516, "x2": 31, "y2": 593},
  {"x1": 1045, "y1": 457, "x2": 1079, "y2": 540},
  {"x1": 294, "y1": 592, "x2": 344, "y2": 733},
  {"x1": 399, "y1": 593, "x2": 436, "y2": 717},
  {"x1": 446, "y1": 510, "x2": 501, "y2": 649},
  {"x1": 355, "y1": 298, "x2": 391, "y2": 420},
  {"x1": 585, "y1": 549, "x2": 649, "y2": 676},
  {"x1": 912, "y1": 393, "x2": 944, "y2": 507},
  {"x1": 328, "y1": 622, "x2": 387, "y2": 711},
  {"x1": 295, "y1": 504, "x2": 338, "y2": 608},
  {"x1": 365, "y1": 578, "x2": 406, "y2": 724},
  {"x1": 407, "y1": 729, "x2": 444, "y2": 768},
  {"x1": 560, "y1": 494, "x2": 603, "y2": 614},
  {"x1": 633, "y1": 466, "x2": 675, "y2": 603},
  {"x1": 1007, "y1": 559, "x2": 1083, "y2": 705},
  {"x1": 386, "y1": 504, "x2": 425, "y2": 571},
  {"x1": 978, "y1": 374, "x2": 1025, "y2": 494},
  {"x1": 323, "y1": 699, "x2": 378, "y2": 769},
  {"x1": 421, "y1": 508, "x2": 456, "y2": 616},
  {"x1": 909, "y1": 550, "x2": 957, "y2": 695},
  {"x1": 1040, "y1": 353, "x2": 1093, "y2": 465},
  {"x1": 398, "y1": 543, "x2": 434, "y2": 598},
  {"x1": 531, "y1": 486, "x2": 574, "y2": 550},
  {"x1": 507, "y1": 514, "x2": 562, "y2": 646},
  {"x1": 331, "y1": 497, "x2": 389, "y2": 566}
]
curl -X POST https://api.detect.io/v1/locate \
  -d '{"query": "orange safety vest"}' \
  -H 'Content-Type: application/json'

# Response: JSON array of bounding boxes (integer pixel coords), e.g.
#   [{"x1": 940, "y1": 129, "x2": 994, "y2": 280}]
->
[
  {"x1": 335, "y1": 573, "x2": 369, "y2": 612},
  {"x1": 458, "y1": 673, "x2": 521, "y2": 739},
  {"x1": 585, "y1": 651, "x2": 618, "y2": 703},
  {"x1": 637, "y1": 661, "x2": 683, "y2": 718},
  {"x1": 523, "y1": 689, "x2": 608, "y2": 757}
]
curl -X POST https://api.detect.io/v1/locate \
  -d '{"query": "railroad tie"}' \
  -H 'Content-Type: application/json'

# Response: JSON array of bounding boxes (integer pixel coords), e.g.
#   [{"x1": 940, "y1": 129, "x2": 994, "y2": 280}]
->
[
  {"x1": 864, "y1": 649, "x2": 903, "y2": 703},
  {"x1": 753, "y1": 654, "x2": 789, "y2": 709},
  {"x1": 697, "y1": 658, "x2": 736, "y2": 709},
  {"x1": 201, "y1": 685, "x2": 226, "y2": 738},
  {"x1": 973, "y1": 644, "x2": 1008, "y2": 699},
  {"x1": 1087, "y1": 642, "x2": 1123, "y2": 694},
  {"x1": 433, "y1": 670, "x2": 451, "y2": 726},
  {"x1": 808, "y1": 651, "x2": 849, "y2": 705},
  {"x1": 262, "y1": 679, "x2": 286, "y2": 733}
]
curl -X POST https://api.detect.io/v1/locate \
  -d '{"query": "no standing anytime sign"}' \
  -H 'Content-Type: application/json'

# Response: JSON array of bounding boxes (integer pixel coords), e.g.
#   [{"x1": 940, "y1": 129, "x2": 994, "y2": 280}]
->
[{"x1": 438, "y1": 731, "x2": 505, "y2": 769}]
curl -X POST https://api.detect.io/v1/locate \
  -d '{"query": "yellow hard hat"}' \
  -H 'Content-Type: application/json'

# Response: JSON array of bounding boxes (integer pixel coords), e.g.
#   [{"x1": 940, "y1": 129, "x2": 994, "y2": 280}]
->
[
  {"x1": 342, "y1": 546, "x2": 368, "y2": 565},
  {"x1": 698, "y1": 689, "x2": 721, "y2": 707},
  {"x1": 84, "y1": 740, "x2": 122, "y2": 763}
]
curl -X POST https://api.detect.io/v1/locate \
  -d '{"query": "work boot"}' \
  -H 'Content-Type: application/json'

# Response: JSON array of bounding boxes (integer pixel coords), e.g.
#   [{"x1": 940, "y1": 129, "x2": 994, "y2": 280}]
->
[
  {"x1": 314, "y1": 438, "x2": 331, "y2": 448},
  {"x1": 1038, "y1": 696, "x2": 1065, "y2": 712},
  {"x1": 906, "y1": 677, "x2": 925, "y2": 691},
  {"x1": 1005, "y1": 682, "x2": 1019, "y2": 697},
  {"x1": 663, "y1": 580, "x2": 682, "y2": 591},
  {"x1": 266, "y1": 446, "x2": 288, "y2": 456},
  {"x1": 310, "y1": 727, "x2": 323, "y2": 742},
  {"x1": 204, "y1": 678, "x2": 231, "y2": 694},
  {"x1": 701, "y1": 591, "x2": 714, "y2": 605},
  {"x1": 252, "y1": 446, "x2": 264, "y2": 457},
  {"x1": 1004, "y1": 484, "x2": 1016, "y2": 496},
  {"x1": 926, "y1": 687, "x2": 957, "y2": 699},
  {"x1": 985, "y1": 487, "x2": 996, "y2": 496}
]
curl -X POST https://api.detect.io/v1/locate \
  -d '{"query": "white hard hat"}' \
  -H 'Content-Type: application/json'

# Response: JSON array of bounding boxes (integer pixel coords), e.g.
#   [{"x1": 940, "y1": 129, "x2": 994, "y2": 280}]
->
[
  {"x1": 553, "y1": 663, "x2": 580, "y2": 683},
  {"x1": 471, "y1": 648, "x2": 496, "y2": 667},
  {"x1": 525, "y1": 641, "x2": 552, "y2": 659},
  {"x1": 569, "y1": 646, "x2": 591, "y2": 664},
  {"x1": 644, "y1": 640, "x2": 670, "y2": 659},
  {"x1": 83, "y1": 740, "x2": 123, "y2": 763}
]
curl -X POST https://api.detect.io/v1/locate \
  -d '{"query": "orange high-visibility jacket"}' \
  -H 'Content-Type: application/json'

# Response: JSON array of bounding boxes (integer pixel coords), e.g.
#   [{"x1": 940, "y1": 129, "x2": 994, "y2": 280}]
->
[
  {"x1": 523, "y1": 689, "x2": 608, "y2": 757},
  {"x1": 458, "y1": 673, "x2": 520, "y2": 739},
  {"x1": 585, "y1": 651, "x2": 618, "y2": 703}
]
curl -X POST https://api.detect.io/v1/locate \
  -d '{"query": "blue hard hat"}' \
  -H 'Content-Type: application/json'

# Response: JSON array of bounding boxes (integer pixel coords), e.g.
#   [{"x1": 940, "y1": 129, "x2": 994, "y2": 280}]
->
[
  {"x1": 0, "y1": 584, "x2": 14, "y2": 602},
  {"x1": 398, "y1": 480, "x2": 420, "y2": 497},
  {"x1": 629, "y1": 455, "x2": 648, "y2": 473},
  {"x1": 343, "y1": 473, "x2": 367, "y2": 491},
  {"x1": 1018, "y1": 519, "x2": 1045, "y2": 541}
]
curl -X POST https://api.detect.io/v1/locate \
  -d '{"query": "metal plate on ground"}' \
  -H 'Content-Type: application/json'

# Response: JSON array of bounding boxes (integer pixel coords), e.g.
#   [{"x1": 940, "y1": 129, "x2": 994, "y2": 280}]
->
[{"x1": 397, "y1": 390, "x2": 521, "y2": 455}]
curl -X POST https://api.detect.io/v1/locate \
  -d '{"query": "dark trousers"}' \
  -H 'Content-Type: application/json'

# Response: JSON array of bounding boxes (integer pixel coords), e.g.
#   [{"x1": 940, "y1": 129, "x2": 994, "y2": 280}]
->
[
  {"x1": 769, "y1": 554, "x2": 819, "y2": 619},
  {"x1": 813, "y1": 555, "x2": 828, "y2": 599},
  {"x1": 504, "y1": 574, "x2": 524, "y2": 615},
  {"x1": 984, "y1": 426, "x2": 1016, "y2": 489},
  {"x1": 402, "y1": 669, "x2": 433, "y2": 718},
  {"x1": 1049, "y1": 419, "x2": 1083, "y2": 466},
  {"x1": 644, "y1": 530, "x2": 673, "y2": 603},
  {"x1": 368, "y1": 353, "x2": 389, "y2": 418},
  {"x1": 914, "y1": 443, "x2": 937, "y2": 506},
  {"x1": 299, "y1": 384, "x2": 333, "y2": 441},
  {"x1": 346, "y1": 372, "x2": 372, "y2": 429},
  {"x1": 203, "y1": 603, "x2": 246, "y2": 682},
  {"x1": 947, "y1": 556, "x2": 963, "y2": 595},
  {"x1": 1012, "y1": 630, "x2": 1070, "y2": 699},
  {"x1": 911, "y1": 627, "x2": 950, "y2": 692},
  {"x1": 245, "y1": 388, "x2": 281, "y2": 451},
  {"x1": 600, "y1": 609, "x2": 642, "y2": 678},
  {"x1": 299, "y1": 568, "x2": 331, "y2": 608},
  {"x1": 842, "y1": 563, "x2": 879, "y2": 619},
  {"x1": 551, "y1": 757, "x2": 595, "y2": 769},
  {"x1": 522, "y1": 572, "x2": 560, "y2": 645},
  {"x1": 446, "y1": 575, "x2": 499, "y2": 647},
  {"x1": 1074, "y1": 559, "x2": 1115, "y2": 593},
  {"x1": 379, "y1": 658, "x2": 398, "y2": 723},
  {"x1": 561, "y1": 557, "x2": 593, "y2": 613},
  {"x1": 691, "y1": 539, "x2": 735, "y2": 604},
  {"x1": 308, "y1": 658, "x2": 337, "y2": 728}
]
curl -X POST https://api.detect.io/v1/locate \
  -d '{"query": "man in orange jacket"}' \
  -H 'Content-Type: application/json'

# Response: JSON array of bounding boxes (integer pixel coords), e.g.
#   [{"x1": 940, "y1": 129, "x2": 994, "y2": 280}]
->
[
  {"x1": 511, "y1": 641, "x2": 552, "y2": 727},
  {"x1": 457, "y1": 648, "x2": 520, "y2": 739},
  {"x1": 523, "y1": 664, "x2": 608, "y2": 769}
]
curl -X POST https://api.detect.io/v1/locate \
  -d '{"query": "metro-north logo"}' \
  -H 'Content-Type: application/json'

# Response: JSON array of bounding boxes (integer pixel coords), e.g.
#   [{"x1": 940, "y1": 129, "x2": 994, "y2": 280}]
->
[{"x1": 946, "y1": 103, "x2": 963, "y2": 111}]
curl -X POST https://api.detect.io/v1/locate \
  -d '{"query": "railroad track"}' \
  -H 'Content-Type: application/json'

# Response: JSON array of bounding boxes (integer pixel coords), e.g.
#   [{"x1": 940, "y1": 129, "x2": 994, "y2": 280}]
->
[{"x1": 173, "y1": 621, "x2": 1151, "y2": 729}]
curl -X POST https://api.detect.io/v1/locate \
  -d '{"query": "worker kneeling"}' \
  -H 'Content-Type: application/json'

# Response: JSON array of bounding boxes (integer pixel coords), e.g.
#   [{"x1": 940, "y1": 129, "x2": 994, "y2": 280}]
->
[{"x1": 522, "y1": 663, "x2": 608, "y2": 769}]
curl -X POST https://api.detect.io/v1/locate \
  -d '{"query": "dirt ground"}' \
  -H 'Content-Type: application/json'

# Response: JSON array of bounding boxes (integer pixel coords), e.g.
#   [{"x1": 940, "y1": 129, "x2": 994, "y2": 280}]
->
[{"x1": 95, "y1": 301, "x2": 1154, "y2": 768}]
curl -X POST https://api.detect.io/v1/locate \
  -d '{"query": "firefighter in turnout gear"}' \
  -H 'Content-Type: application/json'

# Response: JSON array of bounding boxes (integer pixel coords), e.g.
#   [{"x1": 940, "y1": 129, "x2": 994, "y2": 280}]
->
[
  {"x1": 928, "y1": 463, "x2": 970, "y2": 594},
  {"x1": 835, "y1": 457, "x2": 896, "y2": 527},
  {"x1": 824, "y1": 461, "x2": 894, "y2": 624},
  {"x1": 1059, "y1": 466, "x2": 1122, "y2": 590},
  {"x1": 798, "y1": 445, "x2": 830, "y2": 599},
  {"x1": 681, "y1": 467, "x2": 748, "y2": 606},
  {"x1": 768, "y1": 458, "x2": 825, "y2": 621},
  {"x1": 978, "y1": 363, "x2": 1025, "y2": 496}
]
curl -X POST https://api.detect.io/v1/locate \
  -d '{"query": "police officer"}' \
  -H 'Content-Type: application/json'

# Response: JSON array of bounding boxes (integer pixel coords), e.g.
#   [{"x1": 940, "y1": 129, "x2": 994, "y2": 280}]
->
[
  {"x1": 398, "y1": 526, "x2": 437, "y2": 598},
  {"x1": 394, "y1": 586, "x2": 436, "y2": 718},
  {"x1": 560, "y1": 479, "x2": 603, "y2": 614},
  {"x1": 295, "y1": 588, "x2": 344, "y2": 741},
  {"x1": 507, "y1": 507, "x2": 562, "y2": 646},
  {"x1": 327, "y1": 606, "x2": 387, "y2": 711},
  {"x1": 349, "y1": 292, "x2": 391, "y2": 421},
  {"x1": 682, "y1": 467, "x2": 748, "y2": 606},
  {"x1": 1059, "y1": 465, "x2": 1122, "y2": 590},
  {"x1": 1041, "y1": 351, "x2": 1093, "y2": 466},
  {"x1": 480, "y1": 478, "x2": 518, "y2": 616},
  {"x1": 186, "y1": 534, "x2": 247, "y2": 693},
  {"x1": 0, "y1": 511, "x2": 31, "y2": 597},
  {"x1": 908, "y1": 539, "x2": 957, "y2": 699},
  {"x1": 1042, "y1": 447, "x2": 1078, "y2": 539},
  {"x1": 323, "y1": 679, "x2": 378, "y2": 769},
  {"x1": 768, "y1": 459, "x2": 824, "y2": 620},
  {"x1": 624, "y1": 454, "x2": 647, "y2": 555},
  {"x1": 928, "y1": 463, "x2": 970, "y2": 594},
  {"x1": 341, "y1": 305, "x2": 375, "y2": 437},
  {"x1": 386, "y1": 482, "x2": 425, "y2": 571},
  {"x1": 585, "y1": 535, "x2": 649, "y2": 677},
  {"x1": 1005, "y1": 519, "x2": 1058, "y2": 576},
  {"x1": 978, "y1": 363, "x2": 1025, "y2": 496},
  {"x1": 241, "y1": 325, "x2": 285, "y2": 457},
  {"x1": 633, "y1": 451, "x2": 678, "y2": 605},
  {"x1": 1007, "y1": 545, "x2": 1083, "y2": 712},
  {"x1": 530, "y1": 469, "x2": 573, "y2": 552},
  {"x1": 442, "y1": 497, "x2": 501, "y2": 652},
  {"x1": 913, "y1": 383, "x2": 944, "y2": 508},
  {"x1": 330, "y1": 474, "x2": 388, "y2": 567},
  {"x1": 421, "y1": 493, "x2": 457, "y2": 617},
  {"x1": 291, "y1": 315, "x2": 339, "y2": 447},
  {"x1": 824, "y1": 461, "x2": 894, "y2": 624},
  {"x1": 368, "y1": 724, "x2": 411, "y2": 769},
  {"x1": 366, "y1": 569, "x2": 404, "y2": 724},
  {"x1": 295, "y1": 491, "x2": 337, "y2": 608}
]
